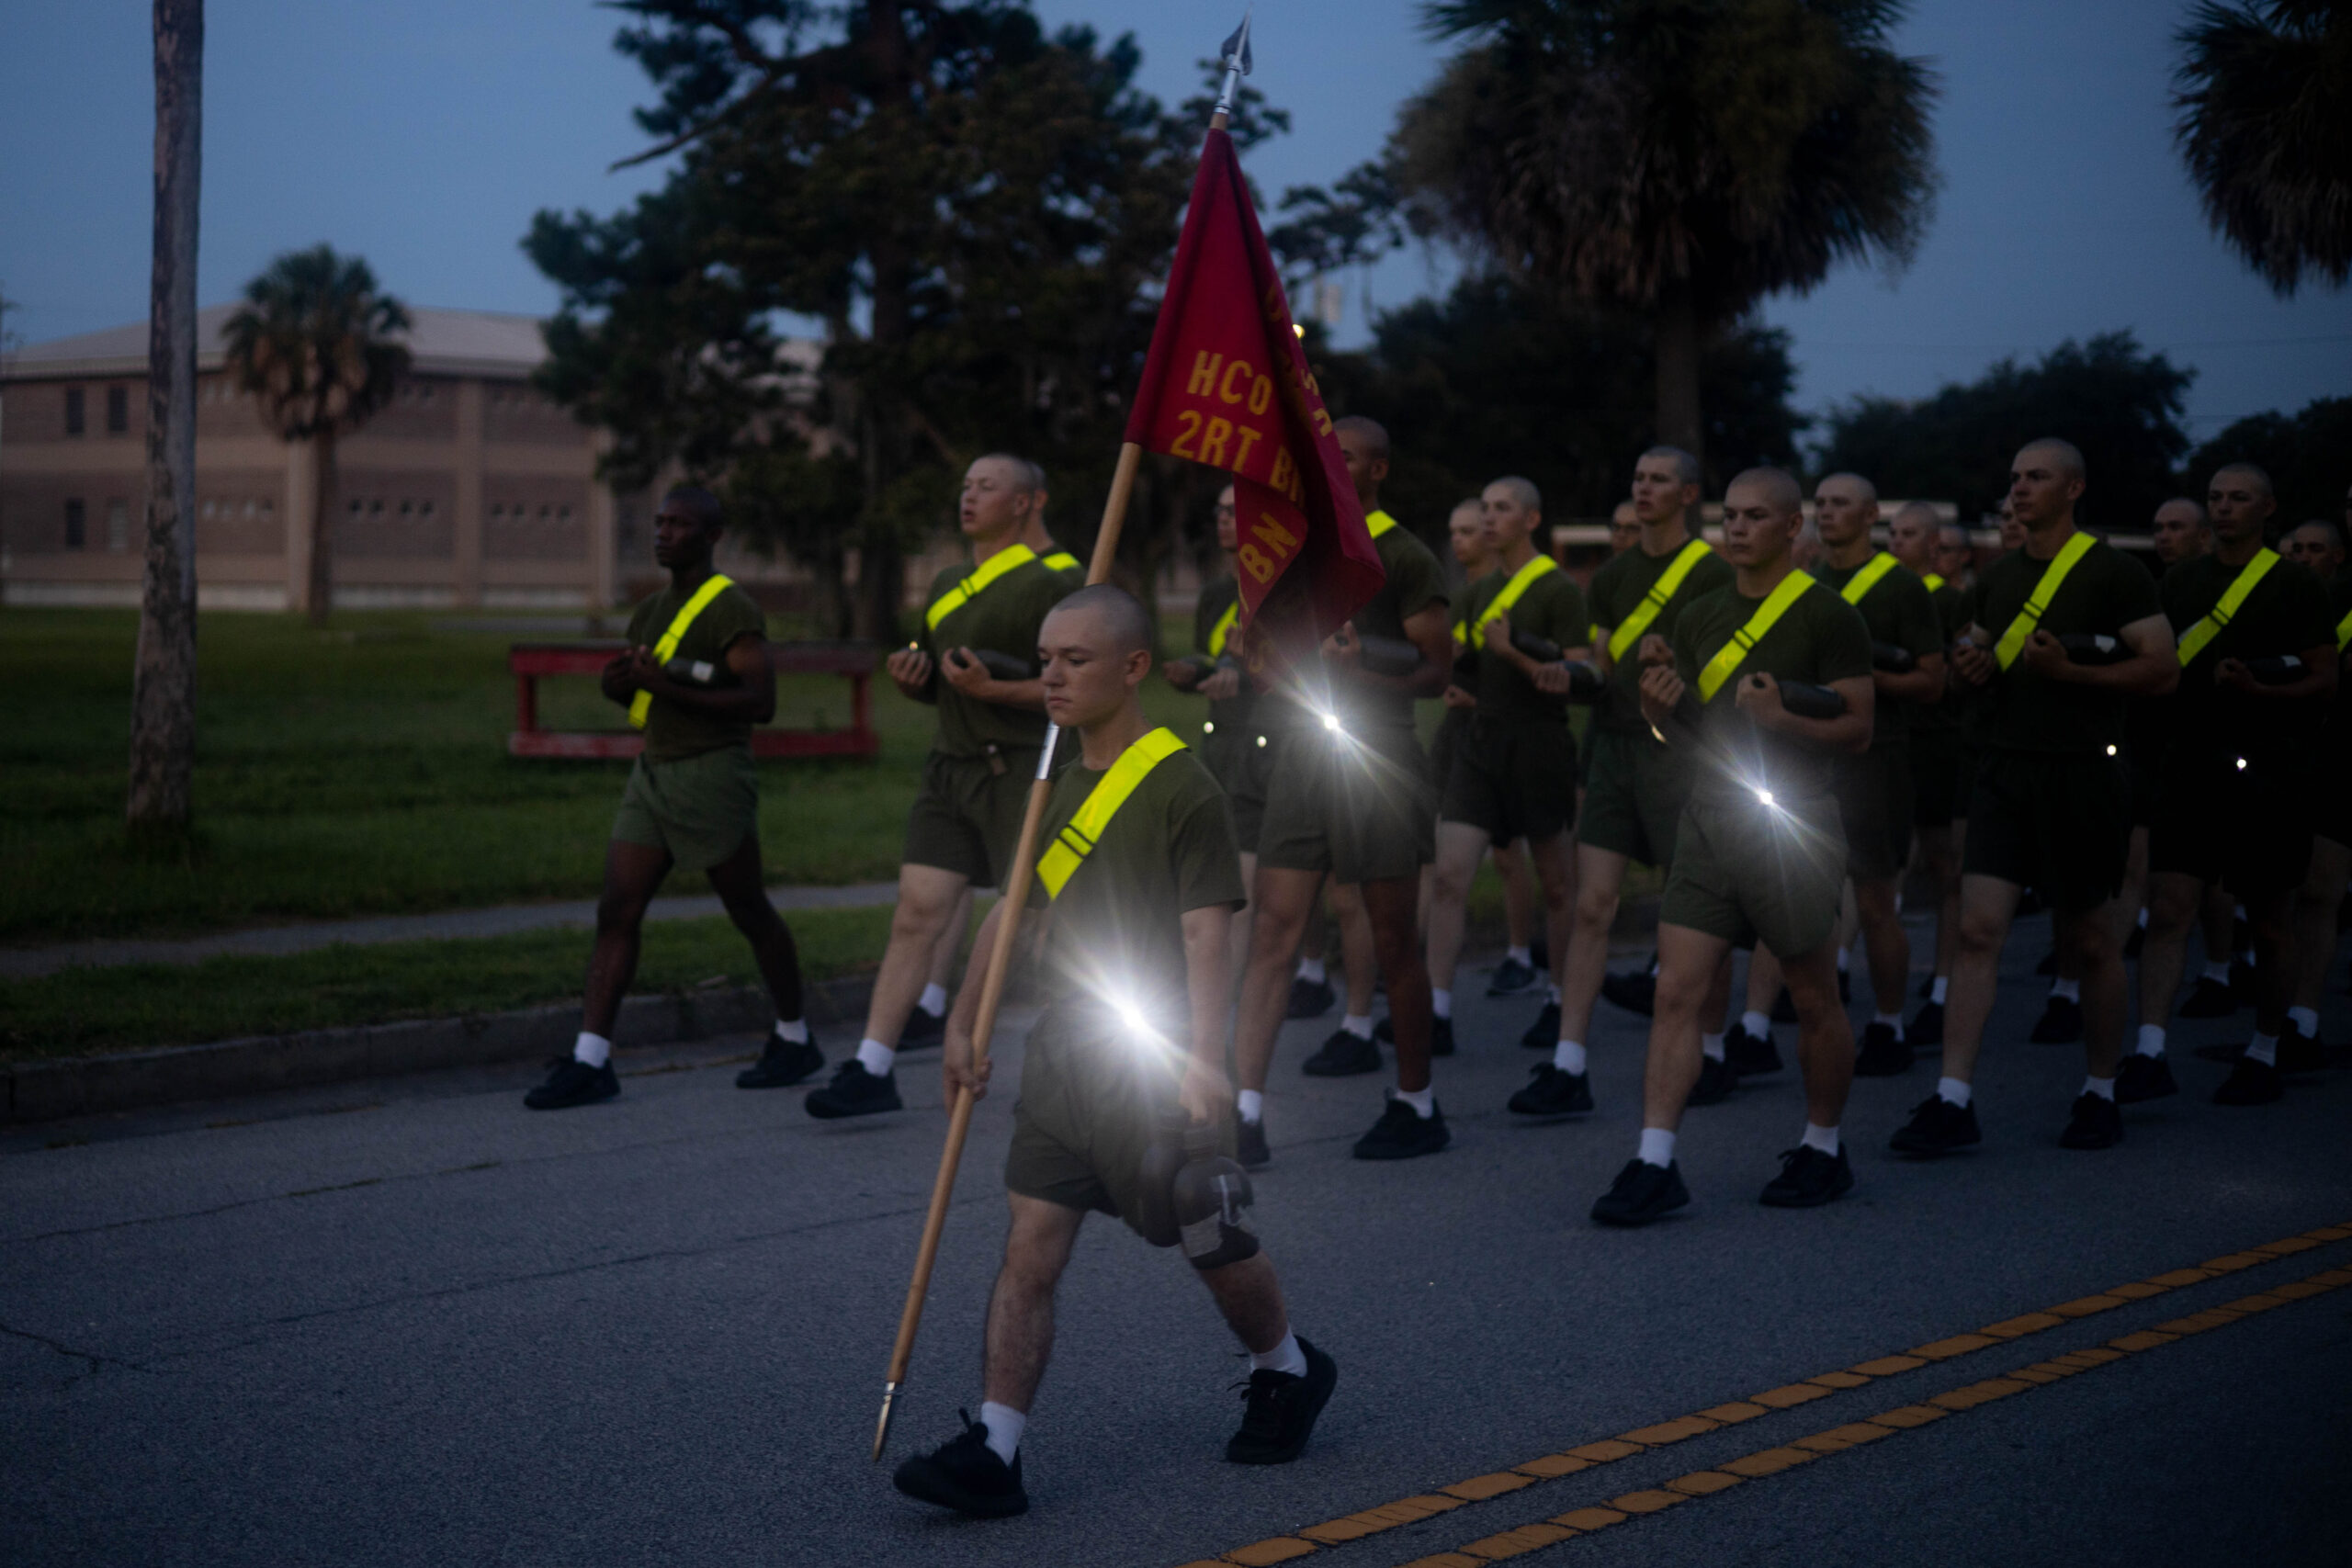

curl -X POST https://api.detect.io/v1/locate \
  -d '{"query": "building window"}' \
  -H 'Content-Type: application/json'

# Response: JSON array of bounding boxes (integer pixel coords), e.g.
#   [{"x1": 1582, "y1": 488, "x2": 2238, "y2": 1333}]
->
[
  {"x1": 64, "y1": 388, "x2": 85, "y2": 435},
  {"x1": 64, "y1": 498, "x2": 87, "y2": 549},
  {"x1": 107, "y1": 385, "x2": 129, "y2": 434},
  {"x1": 107, "y1": 499, "x2": 131, "y2": 552}
]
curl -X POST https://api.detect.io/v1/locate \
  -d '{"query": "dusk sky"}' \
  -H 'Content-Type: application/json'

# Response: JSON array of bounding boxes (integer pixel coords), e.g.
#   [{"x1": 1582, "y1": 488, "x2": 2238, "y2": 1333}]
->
[{"x1": 4, "y1": 0, "x2": 2346, "y2": 451}]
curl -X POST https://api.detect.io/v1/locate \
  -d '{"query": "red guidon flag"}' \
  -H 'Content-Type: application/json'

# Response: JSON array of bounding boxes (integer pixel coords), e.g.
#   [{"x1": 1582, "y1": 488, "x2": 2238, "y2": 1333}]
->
[{"x1": 1125, "y1": 128, "x2": 1384, "y2": 642}]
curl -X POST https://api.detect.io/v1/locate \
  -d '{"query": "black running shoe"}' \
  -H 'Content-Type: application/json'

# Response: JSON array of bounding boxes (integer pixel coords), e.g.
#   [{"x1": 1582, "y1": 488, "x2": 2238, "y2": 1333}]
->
[
  {"x1": 524, "y1": 1055, "x2": 619, "y2": 1111},
  {"x1": 899, "y1": 1004, "x2": 945, "y2": 1049},
  {"x1": 736, "y1": 1032, "x2": 823, "y2": 1089},
  {"x1": 1302, "y1": 1027, "x2": 1381, "y2": 1077},
  {"x1": 1226, "y1": 1338, "x2": 1338, "y2": 1465},
  {"x1": 1530, "y1": 935, "x2": 1549, "y2": 974},
  {"x1": 1759, "y1": 1144, "x2": 1854, "y2": 1208},
  {"x1": 1908, "y1": 999, "x2": 1945, "y2": 1047},
  {"x1": 1853, "y1": 1021, "x2": 1913, "y2": 1077},
  {"x1": 1508, "y1": 1063, "x2": 1593, "y2": 1116},
  {"x1": 804, "y1": 1059, "x2": 902, "y2": 1119},
  {"x1": 1590, "y1": 1159, "x2": 1690, "y2": 1227},
  {"x1": 1600, "y1": 969, "x2": 1657, "y2": 1017},
  {"x1": 1724, "y1": 1022, "x2": 1782, "y2": 1077},
  {"x1": 2122, "y1": 923, "x2": 2143, "y2": 959},
  {"x1": 2179, "y1": 976, "x2": 2238, "y2": 1018},
  {"x1": 892, "y1": 1410, "x2": 1028, "y2": 1518},
  {"x1": 2212, "y1": 1056, "x2": 2283, "y2": 1105},
  {"x1": 2034, "y1": 947, "x2": 2058, "y2": 976},
  {"x1": 1237, "y1": 1116, "x2": 1270, "y2": 1170},
  {"x1": 2058, "y1": 1091, "x2": 2122, "y2": 1149},
  {"x1": 1372, "y1": 1013, "x2": 1393, "y2": 1044},
  {"x1": 1917, "y1": 974, "x2": 1935, "y2": 1000},
  {"x1": 2278, "y1": 1022, "x2": 2324, "y2": 1073},
  {"x1": 1770, "y1": 986, "x2": 1797, "y2": 1024},
  {"x1": 2229, "y1": 953, "x2": 2256, "y2": 1001},
  {"x1": 1428, "y1": 1016, "x2": 1456, "y2": 1057},
  {"x1": 1838, "y1": 968, "x2": 1852, "y2": 1004},
  {"x1": 1519, "y1": 1001, "x2": 1560, "y2": 1050},
  {"x1": 1487, "y1": 956, "x2": 1541, "y2": 998},
  {"x1": 1890, "y1": 1093, "x2": 1980, "y2": 1156},
  {"x1": 2114, "y1": 1053, "x2": 2177, "y2": 1104},
  {"x1": 1286, "y1": 976, "x2": 1336, "y2": 1020},
  {"x1": 1351, "y1": 1093, "x2": 1450, "y2": 1160},
  {"x1": 2030, "y1": 995, "x2": 2083, "y2": 1043},
  {"x1": 1689, "y1": 1053, "x2": 1737, "y2": 1106}
]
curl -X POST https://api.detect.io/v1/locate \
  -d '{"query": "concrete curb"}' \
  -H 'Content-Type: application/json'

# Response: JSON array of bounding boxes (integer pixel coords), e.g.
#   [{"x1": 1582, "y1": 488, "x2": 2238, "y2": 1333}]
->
[{"x1": 1, "y1": 973, "x2": 876, "y2": 1126}]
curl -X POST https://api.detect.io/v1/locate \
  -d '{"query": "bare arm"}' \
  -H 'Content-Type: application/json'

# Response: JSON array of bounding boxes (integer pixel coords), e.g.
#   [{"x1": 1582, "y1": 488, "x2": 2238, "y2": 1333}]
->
[
  {"x1": 939, "y1": 647, "x2": 1047, "y2": 711},
  {"x1": 1329, "y1": 604, "x2": 1453, "y2": 699},
  {"x1": 621, "y1": 634, "x2": 778, "y2": 723},
  {"x1": 1176, "y1": 903, "x2": 1236, "y2": 1125},
  {"x1": 1875, "y1": 649, "x2": 1943, "y2": 705},
  {"x1": 2216, "y1": 642, "x2": 2338, "y2": 704},
  {"x1": 2018, "y1": 613, "x2": 2177, "y2": 697},
  {"x1": 887, "y1": 645, "x2": 938, "y2": 705},
  {"x1": 1736, "y1": 671, "x2": 1875, "y2": 755}
]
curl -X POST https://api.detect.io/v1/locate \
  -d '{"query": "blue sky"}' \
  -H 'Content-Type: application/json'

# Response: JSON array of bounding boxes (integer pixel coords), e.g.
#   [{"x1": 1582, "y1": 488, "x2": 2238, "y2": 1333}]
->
[{"x1": 3, "y1": 0, "x2": 2346, "y2": 446}]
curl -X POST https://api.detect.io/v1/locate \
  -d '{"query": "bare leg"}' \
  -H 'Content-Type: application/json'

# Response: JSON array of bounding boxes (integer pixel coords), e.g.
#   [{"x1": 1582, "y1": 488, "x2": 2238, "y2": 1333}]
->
[
  {"x1": 1704, "y1": 948, "x2": 1735, "y2": 1033},
  {"x1": 861, "y1": 863, "x2": 972, "y2": 1048},
  {"x1": 1422, "y1": 821, "x2": 1490, "y2": 998},
  {"x1": 1230, "y1": 850, "x2": 1260, "y2": 990},
  {"x1": 1557, "y1": 843, "x2": 1630, "y2": 1044},
  {"x1": 1493, "y1": 838, "x2": 1538, "y2": 954},
  {"x1": 1331, "y1": 879, "x2": 1378, "y2": 1020},
  {"x1": 2065, "y1": 897, "x2": 2128, "y2": 1078},
  {"x1": 1522, "y1": 831, "x2": 1576, "y2": 989},
  {"x1": 2245, "y1": 890, "x2": 2292, "y2": 1037},
  {"x1": 582, "y1": 840, "x2": 673, "y2": 1036},
  {"x1": 2138, "y1": 871, "x2": 2202, "y2": 1033},
  {"x1": 924, "y1": 886, "x2": 976, "y2": 997},
  {"x1": 980, "y1": 1194, "x2": 1086, "y2": 1414},
  {"x1": 1933, "y1": 819, "x2": 1968, "y2": 984},
  {"x1": 2120, "y1": 824, "x2": 2150, "y2": 935},
  {"x1": 1196, "y1": 1251, "x2": 1291, "y2": 1355},
  {"x1": 1235, "y1": 867, "x2": 1323, "y2": 1095},
  {"x1": 1852, "y1": 876, "x2": 1908, "y2": 1019},
  {"x1": 1640, "y1": 923, "x2": 1734, "y2": 1132},
  {"x1": 1746, "y1": 945, "x2": 1783, "y2": 1020},
  {"x1": 2200, "y1": 884, "x2": 2240, "y2": 972},
  {"x1": 1781, "y1": 938, "x2": 1856, "y2": 1128},
  {"x1": 1939, "y1": 874, "x2": 2023, "y2": 1086},
  {"x1": 2290, "y1": 837, "x2": 2352, "y2": 1015},
  {"x1": 704, "y1": 832, "x2": 804, "y2": 1023},
  {"x1": 1360, "y1": 876, "x2": 1432, "y2": 1094}
]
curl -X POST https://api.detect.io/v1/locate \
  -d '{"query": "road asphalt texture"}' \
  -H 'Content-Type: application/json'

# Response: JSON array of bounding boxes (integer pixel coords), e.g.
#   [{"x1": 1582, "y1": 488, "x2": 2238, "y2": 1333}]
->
[{"x1": 5, "y1": 911, "x2": 2347, "y2": 1567}]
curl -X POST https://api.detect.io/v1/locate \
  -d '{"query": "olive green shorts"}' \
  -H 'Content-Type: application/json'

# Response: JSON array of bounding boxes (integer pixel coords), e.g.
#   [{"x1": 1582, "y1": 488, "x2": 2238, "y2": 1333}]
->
[
  {"x1": 902, "y1": 747, "x2": 1041, "y2": 886},
  {"x1": 1577, "y1": 727, "x2": 1694, "y2": 868},
  {"x1": 1428, "y1": 705, "x2": 1471, "y2": 793},
  {"x1": 1835, "y1": 744, "x2": 1915, "y2": 883},
  {"x1": 1659, "y1": 791, "x2": 1849, "y2": 957},
  {"x1": 1962, "y1": 750, "x2": 2131, "y2": 912},
  {"x1": 1202, "y1": 719, "x2": 1275, "y2": 856},
  {"x1": 1257, "y1": 719, "x2": 1434, "y2": 884},
  {"x1": 1442, "y1": 716, "x2": 1577, "y2": 844},
  {"x1": 611, "y1": 744, "x2": 759, "y2": 871},
  {"x1": 1909, "y1": 727, "x2": 1965, "y2": 829},
  {"x1": 1005, "y1": 1006, "x2": 1237, "y2": 1241}
]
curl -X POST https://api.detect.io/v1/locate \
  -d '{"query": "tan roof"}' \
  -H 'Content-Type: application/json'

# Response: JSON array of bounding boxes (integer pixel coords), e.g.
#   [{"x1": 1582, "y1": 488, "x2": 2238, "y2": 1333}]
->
[{"x1": 5, "y1": 304, "x2": 553, "y2": 381}]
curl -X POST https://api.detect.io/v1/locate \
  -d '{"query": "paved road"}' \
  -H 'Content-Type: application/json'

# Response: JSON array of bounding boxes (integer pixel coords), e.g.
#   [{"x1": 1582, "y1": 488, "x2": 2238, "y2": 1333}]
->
[{"x1": 6, "y1": 914, "x2": 2348, "y2": 1568}]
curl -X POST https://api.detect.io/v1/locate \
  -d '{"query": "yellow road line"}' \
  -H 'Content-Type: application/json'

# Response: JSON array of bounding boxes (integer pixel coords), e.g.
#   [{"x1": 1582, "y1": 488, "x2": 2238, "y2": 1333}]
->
[{"x1": 1176, "y1": 1219, "x2": 2352, "y2": 1568}]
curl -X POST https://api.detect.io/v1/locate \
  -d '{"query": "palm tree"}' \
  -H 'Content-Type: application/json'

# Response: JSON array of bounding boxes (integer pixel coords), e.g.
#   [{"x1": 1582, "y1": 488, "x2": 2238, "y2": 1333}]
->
[
  {"x1": 222, "y1": 246, "x2": 411, "y2": 625},
  {"x1": 1394, "y1": 0, "x2": 1937, "y2": 465},
  {"x1": 2174, "y1": 0, "x2": 2352, "y2": 295}
]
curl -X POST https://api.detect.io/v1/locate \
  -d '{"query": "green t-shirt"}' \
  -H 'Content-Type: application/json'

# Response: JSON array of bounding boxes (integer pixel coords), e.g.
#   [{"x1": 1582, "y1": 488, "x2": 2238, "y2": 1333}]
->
[
  {"x1": 1267, "y1": 519, "x2": 1448, "y2": 734},
  {"x1": 2158, "y1": 550, "x2": 2335, "y2": 753},
  {"x1": 624, "y1": 577, "x2": 769, "y2": 762},
  {"x1": 1193, "y1": 573, "x2": 1257, "y2": 737},
  {"x1": 1808, "y1": 554, "x2": 1942, "y2": 751},
  {"x1": 1588, "y1": 536, "x2": 1737, "y2": 736},
  {"x1": 1965, "y1": 536, "x2": 2161, "y2": 757},
  {"x1": 1459, "y1": 558, "x2": 1590, "y2": 722},
  {"x1": 2326, "y1": 575, "x2": 2352, "y2": 770},
  {"x1": 1022, "y1": 738, "x2": 1245, "y2": 1026},
  {"x1": 918, "y1": 546, "x2": 1076, "y2": 759},
  {"x1": 1670, "y1": 573, "x2": 1873, "y2": 804},
  {"x1": 1912, "y1": 580, "x2": 1971, "y2": 738}
]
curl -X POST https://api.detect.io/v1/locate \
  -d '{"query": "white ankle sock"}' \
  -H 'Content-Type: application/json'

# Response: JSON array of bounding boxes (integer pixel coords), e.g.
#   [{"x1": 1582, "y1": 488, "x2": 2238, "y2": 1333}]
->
[
  {"x1": 1801, "y1": 1122, "x2": 1840, "y2": 1156},
  {"x1": 1740, "y1": 1010, "x2": 1771, "y2": 1039},
  {"x1": 2245, "y1": 1032, "x2": 2278, "y2": 1066},
  {"x1": 2135, "y1": 1024, "x2": 2165, "y2": 1058},
  {"x1": 1394, "y1": 1085, "x2": 1435, "y2": 1119},
  {"x1": 1507, "y1": 946, "x2": 1532, "y2": 966},
  {"x1": 2082, "y1": 1075, "x2": 2116, "y2": 1100},
  {"x1": 1237, "y1": 1089, "x2": 1264, "y2": 1123},
  {"x1": 1341, "y1": 1013, "x2": 1373, "y2": 1040},
  {"x1": 1553, "y1": 1039, "x2": 1588, "y2": 1075},
  {"x1": 856, "y1": 1038, "x2": 896, "y2": 1076},
  {"x1": 2287, "y1": 1007, "x2": 2318, "y2": 1037},
  {"x1": 2135, "y1": 907, "x2": 2149, "y2": 931},
  {"x1": 1251, "y1": 1330, "x2": 1308, "y2": 1378},
  {"x1": 1837, "y1": 949, "x2": 1850, "y2": 973},
  {"x1": 978, "y1": 1401, "x2": 1025, "y2": 1464},
  {"x1": 572, "y1": 1032, "x2": 611, "y2": 1067},
  {"x1": 2201, "y1": 961, "x2": 2230, "y2": 985},
  {"x1": 1431, "y1": 989, "x2": 1453, "y2": 1021},
  {"x1": 1296, "y1": 958, "x2": 1327, "y2": 985},
  {"x1": 918, "y1": 983, "x2": 948, "y2": 1017},
  {"x1": 1637, "y1": 1127, "x2": 1678, "y2": 1168},
  {"x1": 2050, "y1": 977, "x2": 2080, "y2": 1003},
  {"x1": 1937, "y1": 1076, "x2": 1973, "y2": 1109},
  {"x1": 774, "y1": 1018, "x2": 809, "y2": 1044},
  {"x1": 1929, "y1": 976, "x2": 1949, "y2": 1004},
  {"x1": 1701, "y1": 1032, "x2": 1726, "y2": 1063}
]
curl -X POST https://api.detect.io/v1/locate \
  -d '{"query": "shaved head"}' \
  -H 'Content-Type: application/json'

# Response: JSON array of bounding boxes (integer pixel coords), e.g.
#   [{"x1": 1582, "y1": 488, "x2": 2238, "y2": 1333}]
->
[
  {"x1": 2212, "y1": 462, "x2": 2274, "y2": 502},
  {"x1": 1892, "y1": 501, "x2": 1939, "y2": 531},
  {"x1": 973, "y1": 452, "x2": 1047, "y2": 495},
  {"x1": 1488, "y1": 474, "x2": 1541, "y2": 513},
  {"x1": 1332, "y1": 415, "x2": 1390, "y2": 460},
  {"x1": 661, "y1": 484, "x2": 723, "y2": 531},
  {"x1": 1817, "y1": 472, "x2": 1879, "y2": 505},
  {"x1": 2018, "y1": 438, "x2": 2086, "y2": 482},
  {"x1": 1726, "y1": 467, "x2": 1804, "y2": 518},
  {"x1": 1047, "y1": 583, "x2": 1151, "y2": 657},
  {"x1": 1641, "y1": 446, "x2": 1702, "y2": 488}
]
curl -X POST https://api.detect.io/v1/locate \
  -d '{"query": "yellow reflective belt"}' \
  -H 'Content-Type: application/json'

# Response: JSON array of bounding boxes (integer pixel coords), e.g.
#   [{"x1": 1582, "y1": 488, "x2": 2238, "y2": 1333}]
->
[
  {"x1": 1837, "y1": 551, "x2": 1900, "y2": 605},
  {"x1": 2176, "y1": 548, "x2": 2281, "y2": 667},
  {"x1": 1044, "y1": 551, "x2": 1081, "y2": 573},
  {"x1": 1923, "y1": 572, "x2": 1946, "y2": 592},
  {"x1": 1035, "y1": 728, "x2": 1189, "y2": 899},
  {"x1": 1364, "y1": 510, "x2": 1398, "y2": 538},
  {"x1": 1207, "y1": 600, "x2": 1238, "y2": 658},
  {"x1": 1473, "y1": 554, "x2": 1558, "y2": 641},
  {"x1": 1606, "y1": 538, "x2": 1713, "y2": 663},
  {"x1": 925, "y1": 544, "x2": 1039, "y2": 632},
  {"x1": 1697, "y1": 571, "x2": 1816, "y2": 703},
  {"x1": 1993, "y1": 532, "x2": 2098, "y2": 670},
  {"x1": 628, "y1": 573, "x2": 736, "y2": 729},
  {"x1": 2336, "y1": 604, "x2": 2352, "y2": 652}
]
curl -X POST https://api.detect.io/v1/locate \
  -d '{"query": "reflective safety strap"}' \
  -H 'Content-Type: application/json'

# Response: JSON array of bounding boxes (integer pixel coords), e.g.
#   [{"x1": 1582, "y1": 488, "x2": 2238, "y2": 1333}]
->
[
  {"x1": 1993, "y1": 532, "x2": 2098, "y2": 670},
  {"x1": 1838, "y1": 551, "x2": 1900, "y2": 605},
  {"x1": 1923, "y1": 572, "x2": 1946, "y2": 592},
  {"x1": 2337, "y1": 604, "x2": 2352, "y2": 653},
  {"x1": 1043, "y1": 551, "x2": 1081, "y2": 573},
  {"x1": 1696, "y1": 571, "x2": 1816, "y2": 703},
  {"x1": 1364, "y1": 509, "x2": 1398, "y2": 538},
  {"x1": 924, "y1": 544, "x2": 1039, "y2": 632},
  {"x1": 1452, "y1": 617, "x2": 1469, "y2": 649},
  {"x1": 1606, "y1": 538, "x2": 1713, "y2": 663},
  {"x1": 628, "y1": 573, "x2": 736, "y2": 729},
  {"x1": 2176, "y1": 548, "x2": 2281, "y2": 668},
  {"x1": 1207, "y1": 600, "x2": 1238, "y2": 658},
  {"x1": 1472, "y1": 554, "x2": 1558, "y2": 641},
  {"x1": 1035, "y1": 728, "x2": 1189, "y2": 899}
]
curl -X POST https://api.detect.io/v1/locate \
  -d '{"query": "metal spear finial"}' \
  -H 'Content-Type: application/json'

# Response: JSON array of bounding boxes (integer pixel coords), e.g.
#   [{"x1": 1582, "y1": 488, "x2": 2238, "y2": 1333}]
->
[{"x1": 1215, "y1": 11, "x2": 1254, "y2": 119}]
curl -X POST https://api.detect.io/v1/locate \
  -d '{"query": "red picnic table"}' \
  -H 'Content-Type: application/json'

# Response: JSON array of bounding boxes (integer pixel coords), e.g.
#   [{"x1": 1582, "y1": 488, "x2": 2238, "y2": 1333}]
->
[{"x1": 507, "y1": 640, "x2": 880, "y2": 761}]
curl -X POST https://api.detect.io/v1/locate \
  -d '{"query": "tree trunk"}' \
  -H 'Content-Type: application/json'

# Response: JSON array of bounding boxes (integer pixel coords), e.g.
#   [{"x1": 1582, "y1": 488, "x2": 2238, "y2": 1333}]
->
[
  {"x1": 307, "y1": 428, "x2": 336, "y2": 626},
  {"x1": 1653, "y1": 284, "x2": 1704, "y2": 471},
  {"x1": 127, "y1": 0, "x2": 203, "y2": 842}
]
